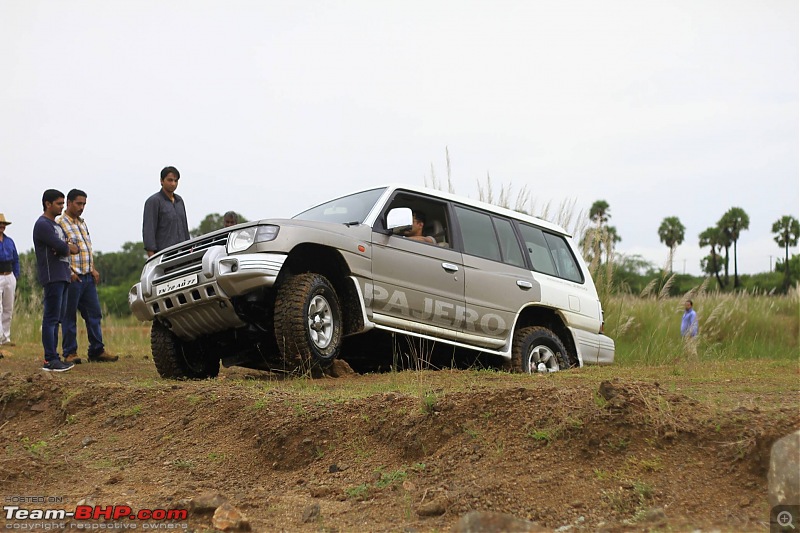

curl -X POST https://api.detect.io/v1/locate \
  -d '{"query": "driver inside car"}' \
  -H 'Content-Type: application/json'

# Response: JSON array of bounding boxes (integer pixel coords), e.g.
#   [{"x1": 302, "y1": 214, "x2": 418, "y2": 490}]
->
[{"x1": 404, "y1": 211, "x2": 436, "y2": 244}]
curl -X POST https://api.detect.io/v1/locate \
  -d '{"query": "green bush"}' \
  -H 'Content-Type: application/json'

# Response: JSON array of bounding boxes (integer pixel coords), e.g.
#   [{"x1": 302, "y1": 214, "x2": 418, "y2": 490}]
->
[{"x1": 98, "y1": 284, "x2": 134, "y2": 316}]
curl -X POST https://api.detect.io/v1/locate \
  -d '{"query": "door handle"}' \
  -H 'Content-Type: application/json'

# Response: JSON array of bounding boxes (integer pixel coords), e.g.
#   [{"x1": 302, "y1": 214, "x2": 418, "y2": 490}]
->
[
  {"x1": 517, "y1": 280, "x2": 533, "y2": 289},
  {"x1": 442, "y1": 263, "x2": 459, "y2": 273}
]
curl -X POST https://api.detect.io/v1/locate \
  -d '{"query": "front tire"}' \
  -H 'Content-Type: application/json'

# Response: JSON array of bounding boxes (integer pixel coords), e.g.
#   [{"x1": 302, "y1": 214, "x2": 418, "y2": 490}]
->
[
  {"x1": 151, "y1": 321, "x2": 220, "y2": 379},
  {"x1": 511, "y1": 326, "x2": 574, "y2": 374},
  {"x1": 274, "y1": 273, "x2": 343, "y2": 371}
]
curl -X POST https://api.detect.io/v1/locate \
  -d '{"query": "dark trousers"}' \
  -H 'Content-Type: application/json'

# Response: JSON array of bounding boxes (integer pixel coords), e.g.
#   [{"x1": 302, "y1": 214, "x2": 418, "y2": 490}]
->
[
  {"x1": 62, "y1": 273, "x2": 105, "y2": 357},
  {"x1": 42, "y1": 281, "x2": 69, "y2": 362}
]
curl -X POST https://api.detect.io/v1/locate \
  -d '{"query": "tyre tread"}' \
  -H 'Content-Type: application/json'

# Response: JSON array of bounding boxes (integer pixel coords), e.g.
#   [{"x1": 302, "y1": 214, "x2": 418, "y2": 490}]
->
[
  {"x1": 274, "y1": 272, "x2": 342, "y2": 371},
  {"x1": 511, "y1": 325, "x2": 574, "y2": 373},
  {"x1": 151, "y1": 322, "x2": 219, "y2": 379}
]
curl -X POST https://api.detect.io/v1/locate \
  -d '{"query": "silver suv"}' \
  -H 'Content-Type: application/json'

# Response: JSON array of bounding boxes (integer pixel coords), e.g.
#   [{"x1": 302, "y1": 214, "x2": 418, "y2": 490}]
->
[{"x1": 129, "y1": 185, "x2": 614, "y2": 379}]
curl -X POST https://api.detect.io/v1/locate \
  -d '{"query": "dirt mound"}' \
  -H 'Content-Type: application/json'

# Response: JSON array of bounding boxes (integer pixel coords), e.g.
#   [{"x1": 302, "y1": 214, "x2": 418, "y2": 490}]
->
[{"x1": 1, "y1": 367, "x2": 797, "y2": 532}]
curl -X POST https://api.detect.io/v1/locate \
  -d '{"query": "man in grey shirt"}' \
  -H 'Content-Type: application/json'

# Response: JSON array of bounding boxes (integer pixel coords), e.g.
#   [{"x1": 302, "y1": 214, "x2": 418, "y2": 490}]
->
[{"x1": 143, "y1": 166, "x2": 190, "y2": 257}]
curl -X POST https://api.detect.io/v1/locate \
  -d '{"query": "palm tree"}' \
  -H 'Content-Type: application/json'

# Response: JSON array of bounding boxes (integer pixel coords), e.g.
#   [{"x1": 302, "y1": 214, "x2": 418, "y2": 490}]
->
[
  {"x1": 658, "y1": 216, "x2": 686, "y2": 273},
  {"x1": 582, "y1": 200, "x2": 619, "y2": 263},
  {"x1": 772, "y1": 215, "x2": 800, "y2": 288},
  {"x1": 718, "y1": 207, "x2": 749, "y2": 288},
  {"x1": 589, "y1": 200, "x2": 610, "y2": 227},
  {"x1": 605, "y1": 226, "x2": 621, "y2": 263},
  {"x1": 716, "y1": 222, "x2": 732, "y2": 286},
  {"x1": 699, "y1": 226, "x2": 725, "y2": 288},
  {"x1": 701, "y1": 255, "x2": 722, "y2": 278},
  {"x1": 580, "y1": 209, "x2": 621, "y2": 265}
]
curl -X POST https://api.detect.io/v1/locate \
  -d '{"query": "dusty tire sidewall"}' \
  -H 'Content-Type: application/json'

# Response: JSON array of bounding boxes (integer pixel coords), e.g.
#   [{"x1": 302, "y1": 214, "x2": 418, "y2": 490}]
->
[
  {"x1": 276, "y1": 273, "x2": 343, "y2": 368},
  {"x1": 512, "y1": 326, "x2": 571, "y2": 373},
  {"x1": 301, "y1": 276, "x2": 342, "y2": 364}
]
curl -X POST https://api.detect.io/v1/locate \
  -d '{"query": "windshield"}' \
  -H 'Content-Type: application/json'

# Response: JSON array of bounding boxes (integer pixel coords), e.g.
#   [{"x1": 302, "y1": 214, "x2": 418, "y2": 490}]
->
[{"x1": 293, "y1": 187, "x2": 387, "y2": 224}]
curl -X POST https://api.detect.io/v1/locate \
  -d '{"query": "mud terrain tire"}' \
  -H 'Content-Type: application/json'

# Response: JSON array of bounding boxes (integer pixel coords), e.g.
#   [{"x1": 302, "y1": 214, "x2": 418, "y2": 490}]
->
[
  {"x1": 274, "y1": 273, "x2": 342, "y2": 371},
  {"x1": 151, "y1": 321, "x2": 220, "y2": 379},
  {"x1": 511, "y1": 326, "x2": 574, "y2": 373}
]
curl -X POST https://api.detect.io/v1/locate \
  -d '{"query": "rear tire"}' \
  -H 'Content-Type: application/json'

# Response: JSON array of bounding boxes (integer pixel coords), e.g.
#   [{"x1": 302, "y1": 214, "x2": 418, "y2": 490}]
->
[
  {"x1": 151, "y1": 321, "x2": 220, "y2": 379},
  {"x1": 274, "y1": 273, "x2": 343, "y2": 371},
  {"x1": 511, "y1": 326, "x2": 574, "y2": 374}
]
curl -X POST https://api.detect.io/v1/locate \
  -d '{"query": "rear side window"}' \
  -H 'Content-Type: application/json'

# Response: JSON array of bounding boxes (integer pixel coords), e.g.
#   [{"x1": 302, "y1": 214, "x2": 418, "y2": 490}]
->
[
  {"x1": 544, "y1": 233, "x2": 583, "y2": 283},
  {"x1": 518, "y1": 224, "x2": 557, "y2": 276},
  {"x1": 455, "y1": 206, "x2": 501, "y2": 261}
]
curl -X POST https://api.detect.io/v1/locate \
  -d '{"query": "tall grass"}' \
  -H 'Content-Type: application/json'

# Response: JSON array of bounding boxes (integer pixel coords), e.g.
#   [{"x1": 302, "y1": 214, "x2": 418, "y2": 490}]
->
[
  {"x1": 9, "y1": 304, "x2": 150, "y2": 358},
  {"x1": 605, "y1": 289, "x2": 799, "y2": 365},
  {"x1": 9, "y1": 288, "x2": 797, "y2": 366}
]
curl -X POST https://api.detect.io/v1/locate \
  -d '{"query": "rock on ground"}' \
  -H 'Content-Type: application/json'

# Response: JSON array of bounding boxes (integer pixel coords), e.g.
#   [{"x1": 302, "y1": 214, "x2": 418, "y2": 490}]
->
[
  {"x1": 769, "y1": 429, "x2": 800, "y2": 507},
  {"x1": 452, "y1": 511, "x2": 546, "y2": 532}
]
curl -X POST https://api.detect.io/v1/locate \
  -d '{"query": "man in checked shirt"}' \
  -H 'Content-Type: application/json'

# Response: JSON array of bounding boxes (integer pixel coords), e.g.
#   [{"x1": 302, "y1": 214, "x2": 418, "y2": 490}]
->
[{"x1": 57, "y1": 189, "x2": 118, "y2": 364}]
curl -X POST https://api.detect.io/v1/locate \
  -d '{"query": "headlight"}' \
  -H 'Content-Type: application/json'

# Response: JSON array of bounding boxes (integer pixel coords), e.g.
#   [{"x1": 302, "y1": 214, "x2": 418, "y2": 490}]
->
[
  {"x1": 142, "y1": 259, "x2": 157, "y2": 281},
  {"x1": 140, "y1": 259, "x2": 159, "y2": 297},
  {"x1": 227, "y1": 225, "x2": 280, "y2": 253}
]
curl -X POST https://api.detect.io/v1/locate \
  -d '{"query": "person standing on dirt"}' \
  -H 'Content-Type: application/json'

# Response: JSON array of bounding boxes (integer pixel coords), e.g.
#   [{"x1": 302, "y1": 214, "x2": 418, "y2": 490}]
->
[
  {"x1": 57, "y1": 189, "x2": 119, "y2": 365},
  {"x1": 142, "y1": 166, "x2": 189, "y2": 257},
  {"x1": 33, "y1": 189, "x2": 79, "y2": 372},
  {"x1": 0, "y1": 213, "x2": 20, "y2": 348},
  {"x1": 681, "y1": 299, "x2": 699, "y2": 338}
]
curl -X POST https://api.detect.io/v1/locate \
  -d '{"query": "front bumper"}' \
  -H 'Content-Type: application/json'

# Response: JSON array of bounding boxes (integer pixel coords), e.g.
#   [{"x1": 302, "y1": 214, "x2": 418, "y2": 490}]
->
[{"x1": 129, "y1": 250, "x2": 287, "y2": 340}]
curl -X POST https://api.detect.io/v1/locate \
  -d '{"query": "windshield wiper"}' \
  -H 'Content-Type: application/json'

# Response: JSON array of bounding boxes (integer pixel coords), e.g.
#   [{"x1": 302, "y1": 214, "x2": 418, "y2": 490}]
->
[{"x1": 343, "y1": 221, "x2": 361, "y2": 227}]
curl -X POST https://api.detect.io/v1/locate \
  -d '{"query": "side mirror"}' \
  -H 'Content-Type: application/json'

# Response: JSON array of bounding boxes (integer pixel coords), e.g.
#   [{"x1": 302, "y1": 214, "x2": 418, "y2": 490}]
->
[{"x1": 386, "y1": 207, "x2": 412, "y2": 233}]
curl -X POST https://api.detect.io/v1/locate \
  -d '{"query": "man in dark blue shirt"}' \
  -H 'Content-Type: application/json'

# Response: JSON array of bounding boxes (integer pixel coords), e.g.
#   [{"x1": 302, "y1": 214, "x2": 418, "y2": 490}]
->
[
  {"x1": 142, "y1": 166, "x2": 190, "y2": 257},
  {"x1": 33, "y1": 190, "x2": 78, "y2": 372},
  {"x1": 0, "y1": 213, "x2": 19, "y2": 347}
]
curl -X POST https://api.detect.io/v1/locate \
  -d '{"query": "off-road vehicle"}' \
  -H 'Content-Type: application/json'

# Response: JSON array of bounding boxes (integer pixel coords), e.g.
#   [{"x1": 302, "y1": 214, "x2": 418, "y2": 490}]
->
[{"x1": 129, "y1": 184, "x2": 614, "y2": 379}]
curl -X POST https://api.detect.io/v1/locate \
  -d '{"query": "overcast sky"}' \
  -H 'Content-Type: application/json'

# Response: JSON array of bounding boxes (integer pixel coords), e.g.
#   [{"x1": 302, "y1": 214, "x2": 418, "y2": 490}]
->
[{"x1": 1, "y1": 0, "x2": 797, "y2": 276}]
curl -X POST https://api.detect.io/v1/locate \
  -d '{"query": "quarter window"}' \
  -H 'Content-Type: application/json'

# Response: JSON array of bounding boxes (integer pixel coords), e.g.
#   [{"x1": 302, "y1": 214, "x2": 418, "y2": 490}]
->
[
  {"x1": 518, "y1": 224, "x2": 557, "y2": 276},
  {"x1": 519, "y1": 223, "x2": 583, "y2": 283},
  {"x1": 543, "y1": 233, "x2": 583, "y2": 283}
]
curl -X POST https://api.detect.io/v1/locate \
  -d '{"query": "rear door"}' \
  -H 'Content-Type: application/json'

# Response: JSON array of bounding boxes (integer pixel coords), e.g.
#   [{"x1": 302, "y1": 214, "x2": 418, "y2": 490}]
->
[{"x1": 453, "y1": 205, "x2": 539, "y2": 350}]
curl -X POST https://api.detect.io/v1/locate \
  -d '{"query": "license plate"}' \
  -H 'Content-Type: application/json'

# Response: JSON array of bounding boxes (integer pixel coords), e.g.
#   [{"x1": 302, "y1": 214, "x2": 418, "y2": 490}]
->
[{"x1": 156, "y1": 274, "x2": 198, "y2": 296}]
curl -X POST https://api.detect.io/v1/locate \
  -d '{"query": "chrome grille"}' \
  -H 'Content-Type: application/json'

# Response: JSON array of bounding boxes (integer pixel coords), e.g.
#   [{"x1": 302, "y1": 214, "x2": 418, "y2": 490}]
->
[
  {"x1": 162, "y1": 232, "x2": 229, "y2": 262},
  {"x1": 162, "y1": 261, "x2": 202, "y2": 278},
  {"x1": 154, "y1": 232, "x2": 230, "y2": 284}
]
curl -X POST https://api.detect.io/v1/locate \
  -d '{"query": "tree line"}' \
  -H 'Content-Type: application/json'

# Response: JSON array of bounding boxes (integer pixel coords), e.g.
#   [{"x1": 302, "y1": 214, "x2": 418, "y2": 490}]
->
[{"x1": 584, "y1": 200, "x2": 799, "y2": 292}]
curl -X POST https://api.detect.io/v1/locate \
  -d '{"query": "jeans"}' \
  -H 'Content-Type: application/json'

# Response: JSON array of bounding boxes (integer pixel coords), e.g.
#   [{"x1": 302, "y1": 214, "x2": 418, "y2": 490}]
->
[
  {"x1": 62, "y1": 274, "x2": 105, "y2": 357},
  {"x1": 42, "y1": 281, "x2": 68, "y2": 362}
]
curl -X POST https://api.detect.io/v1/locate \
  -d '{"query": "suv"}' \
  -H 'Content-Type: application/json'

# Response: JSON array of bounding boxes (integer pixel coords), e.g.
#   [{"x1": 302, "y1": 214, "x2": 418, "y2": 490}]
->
[{"x1": 129, "y1": 184, "x2": 614, "y2": 379}]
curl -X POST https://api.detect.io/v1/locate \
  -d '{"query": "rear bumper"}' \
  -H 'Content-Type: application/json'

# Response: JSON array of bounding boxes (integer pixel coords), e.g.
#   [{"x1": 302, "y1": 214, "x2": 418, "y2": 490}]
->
[
  {"x1": 597, "y1": 334, "x2": 615, "y2": 365},
  {"x1": 569, "y1": 327, "x2": 615, "y2": 365}
]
